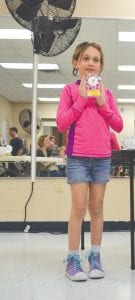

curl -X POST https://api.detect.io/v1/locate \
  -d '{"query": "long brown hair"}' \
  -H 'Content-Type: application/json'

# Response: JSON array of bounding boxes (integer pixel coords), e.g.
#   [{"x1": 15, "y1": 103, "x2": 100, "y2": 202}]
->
[{"x1": 37, "y1": 135, "x2": 49, "y2": 148}]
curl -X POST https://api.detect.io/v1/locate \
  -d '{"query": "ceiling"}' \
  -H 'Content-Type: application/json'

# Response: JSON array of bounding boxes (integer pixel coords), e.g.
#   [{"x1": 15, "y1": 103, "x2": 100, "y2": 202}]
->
[{"x1": 0, "y1": 15, "x2": 135, "y2": 103}]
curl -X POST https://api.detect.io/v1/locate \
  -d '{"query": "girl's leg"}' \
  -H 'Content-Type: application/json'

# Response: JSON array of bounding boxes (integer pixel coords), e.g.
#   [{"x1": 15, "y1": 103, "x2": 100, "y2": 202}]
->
[
  {"x1": 88, "y1": 183, "x2": 106, "y2": 245},
  {"x1": 68, "y1": 182, "x2": 89, "y2": 250},
  {"x1": 87, "y1": 183, "x2": 107, "y2": 279},
  {"x1": 65, "y1": 182, "x2": 89, "y2": 281}
]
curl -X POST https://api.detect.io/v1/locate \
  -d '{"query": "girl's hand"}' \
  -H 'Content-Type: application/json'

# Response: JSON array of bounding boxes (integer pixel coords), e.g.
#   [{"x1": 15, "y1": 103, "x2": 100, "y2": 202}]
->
[
  {"x1": 79, "y1": 75, "x2": 87, "y2": 98},
  {"x1": 96, "y1": 80, "x2": 106, "y2": 106}
]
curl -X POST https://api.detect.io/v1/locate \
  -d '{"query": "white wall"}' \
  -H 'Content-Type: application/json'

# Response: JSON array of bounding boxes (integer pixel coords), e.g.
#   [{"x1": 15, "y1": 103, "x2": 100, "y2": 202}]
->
[
  {"x1": 0, "y1": 96, "x2": 12, "y2": 144},
  {"x1": 1, "y1": 0, "x2": 135, "y2": 18},
  {"x1": 74, "y1": 0, "x2": 135, "y2": 18},
  {"x1": 0, "y1": 178, "x2": 131, "y2": 222},
  {"x1": 119, "y1": 104, "x2": 135, "y2": 142}
]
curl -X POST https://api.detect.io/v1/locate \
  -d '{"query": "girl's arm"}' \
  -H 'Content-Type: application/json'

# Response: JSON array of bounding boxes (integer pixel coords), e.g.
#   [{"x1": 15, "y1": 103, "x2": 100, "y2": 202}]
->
[
  {"x1": 97, "y1": 89, "x2": 123, "y2": 132},
  {"x1": 56, "y1": 84, "x2": 88, "y2": 132}
]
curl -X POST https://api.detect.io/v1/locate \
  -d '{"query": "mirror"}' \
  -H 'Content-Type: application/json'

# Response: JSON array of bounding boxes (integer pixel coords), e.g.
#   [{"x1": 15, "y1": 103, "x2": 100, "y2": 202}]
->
[{"x1": 0, "y1": 17, "x2": 135, "y2": 177}]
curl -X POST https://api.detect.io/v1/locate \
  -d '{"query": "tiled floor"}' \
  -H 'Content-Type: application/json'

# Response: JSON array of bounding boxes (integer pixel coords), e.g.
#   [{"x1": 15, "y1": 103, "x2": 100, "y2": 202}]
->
[{"x1": 0, "y1": 231, "x2": 135, "y2": 300}]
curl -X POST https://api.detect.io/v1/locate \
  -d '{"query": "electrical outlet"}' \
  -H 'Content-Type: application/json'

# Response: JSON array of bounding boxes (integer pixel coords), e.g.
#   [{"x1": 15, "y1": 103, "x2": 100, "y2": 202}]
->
[{"x1": 56, "y1": 180, "x2": 65, "y2": 192}]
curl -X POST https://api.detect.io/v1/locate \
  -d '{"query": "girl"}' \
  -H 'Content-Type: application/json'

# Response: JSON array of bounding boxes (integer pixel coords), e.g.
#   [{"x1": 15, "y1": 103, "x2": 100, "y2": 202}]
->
[{"x1": 56, "y1": 42, "x2": 123, "y2": 281}]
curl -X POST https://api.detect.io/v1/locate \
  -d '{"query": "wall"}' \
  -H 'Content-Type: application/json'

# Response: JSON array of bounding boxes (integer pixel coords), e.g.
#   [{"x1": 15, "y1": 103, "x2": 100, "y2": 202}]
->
[
  {"x1": 0, "y1": 96, "x2": 12, "y2": 144},
  {"x1": 0, "y1": 178, "x2": 130, "y2": 222},
  {"x1": 119, "y1": 104, "x2": 135, "y2": 143},
  {"x1": 74, "y1": 0, "x2": 135, "y2": 18},
  {"x1": 1, "y1": 0, "x2": 135, "y2": 18},
  {"x1": 121, "y1": 104, "x2": 135, "y2": 134}
]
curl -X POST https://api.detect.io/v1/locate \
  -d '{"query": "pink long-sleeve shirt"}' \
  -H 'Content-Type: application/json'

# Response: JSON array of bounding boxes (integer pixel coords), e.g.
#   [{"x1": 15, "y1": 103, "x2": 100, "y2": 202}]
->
[{"x1": 56, "y1": 80, "x2": 123, "y2": 158}]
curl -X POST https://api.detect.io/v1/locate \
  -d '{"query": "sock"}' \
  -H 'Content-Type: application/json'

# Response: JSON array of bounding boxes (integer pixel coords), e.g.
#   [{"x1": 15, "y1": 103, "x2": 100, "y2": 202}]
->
[
  {"x1": 91, "y1": 245, "x2": 101, "y2": 254},
  {"x1": 68, "y1": 249, "x2": 79, "y2": 256}
]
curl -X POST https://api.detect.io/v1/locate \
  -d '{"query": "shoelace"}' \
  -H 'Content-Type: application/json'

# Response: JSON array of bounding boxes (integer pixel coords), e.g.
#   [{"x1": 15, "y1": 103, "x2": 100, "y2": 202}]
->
[
  {"x1": 85, "y1": 251, "x2": 100, "y2": 269},
  {"x1": 63, "y1": 255, "x2": 82, "y2": 272},
  {"x1": 85, "y1": 250, "x2": 91, "y2": 261}
]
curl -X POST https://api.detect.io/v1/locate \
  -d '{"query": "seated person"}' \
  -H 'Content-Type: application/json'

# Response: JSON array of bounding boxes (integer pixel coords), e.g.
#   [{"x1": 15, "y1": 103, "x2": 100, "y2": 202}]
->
[
  {"x1": 36, "y1": 135, "x2": 61, "y2": 177},
  {"x1": 113, "y1": 165, "x2": 120, "y2": 177},
  {"x1": 0, "y1": 162, "x2": 5, "y2": 177},
  {"x1": 57, "y1": 146, "x2": 67, "y2": 177},
  {"x1": 7, "y1": 128, "x2": 29, "y2": 176},
  {"x1": 48, "y1": 135, "x2": 59, "y2": 157},
  {"x1": 9, "y1": 127, "x2": 24, "y2": 156},
  {"x1": 119, "y1": 166, "x2": 128, "y2": 177}
]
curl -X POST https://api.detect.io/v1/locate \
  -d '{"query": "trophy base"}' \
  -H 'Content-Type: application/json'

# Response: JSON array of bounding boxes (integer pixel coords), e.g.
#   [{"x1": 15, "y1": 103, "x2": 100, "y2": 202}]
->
[{"x1": 87, "y1": 90, "x2": 100, "y2": 97}]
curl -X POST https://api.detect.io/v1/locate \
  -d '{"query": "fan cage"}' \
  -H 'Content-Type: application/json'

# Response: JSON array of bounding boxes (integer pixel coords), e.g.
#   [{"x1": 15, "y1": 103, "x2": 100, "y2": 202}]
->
[
  {"x1": 5, "y1": 0, "x2": 76, "y2": 31},
  {"x1": 32, "y1": 17, "x2": 82, "y2": 56},
  {"x1": 19, "y1": 109, "x2": 41, "y2": 134}
]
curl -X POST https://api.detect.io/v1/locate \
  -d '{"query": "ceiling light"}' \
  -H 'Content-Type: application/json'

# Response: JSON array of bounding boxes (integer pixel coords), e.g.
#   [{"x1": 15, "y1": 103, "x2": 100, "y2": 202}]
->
[
  {"x1": 38, "y1": 98, "x2": 59, "y2": 102},
  {"x1": 0, "y1": 29, "x2": 31, "y2": 39},
  {"x1": 23, "y1": 83, "x2": 65, "y2": 88},
  {"x1": 118, "y1": 85, "x2": 135, "y2": 90},
  {"x1": 118, "y1": 65, "x2": 135, "y2": 71},
  {"x1": 117, "y1": 99, "x2": 135, "y2": 103},
  {"x1": 0, "y1": 63, "x2": 59, "y2": 70},
  {"x1": 118, "y1": 32, "x2": 135, "y2": 42},
  {"x1": 38, "y1": 64, "x2": 59, "y2": 70}
]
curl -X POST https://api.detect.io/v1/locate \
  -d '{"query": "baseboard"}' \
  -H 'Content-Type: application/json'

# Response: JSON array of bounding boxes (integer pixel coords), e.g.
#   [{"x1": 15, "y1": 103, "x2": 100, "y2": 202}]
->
[{"x1": 0, "y1": 221, "x2": 131, "y2": 233}]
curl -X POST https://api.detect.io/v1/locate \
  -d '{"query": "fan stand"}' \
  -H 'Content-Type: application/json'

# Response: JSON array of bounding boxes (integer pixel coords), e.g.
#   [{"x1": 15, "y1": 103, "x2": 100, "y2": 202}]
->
[{"x1": 31, "y1": 50, "x2": 39, "y2": 182}]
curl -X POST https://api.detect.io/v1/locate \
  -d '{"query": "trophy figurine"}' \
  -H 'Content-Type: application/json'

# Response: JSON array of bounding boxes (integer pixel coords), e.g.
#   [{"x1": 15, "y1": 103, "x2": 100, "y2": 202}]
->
[{"x1": 86, "y1": 74, "x2": 101, "y2": 97}]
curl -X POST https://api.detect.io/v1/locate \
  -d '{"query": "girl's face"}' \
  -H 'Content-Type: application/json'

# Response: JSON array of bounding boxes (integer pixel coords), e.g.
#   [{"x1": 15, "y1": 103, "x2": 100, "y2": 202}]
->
[{"x1": 74, "y1": 46, "x2": 102, "y2": 78}]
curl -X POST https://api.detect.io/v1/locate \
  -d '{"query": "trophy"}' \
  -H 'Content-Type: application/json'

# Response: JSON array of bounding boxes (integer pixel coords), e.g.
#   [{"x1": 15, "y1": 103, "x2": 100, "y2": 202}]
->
[{"x1": 86, "y1": 74, "x2": 101, "y2": 97}]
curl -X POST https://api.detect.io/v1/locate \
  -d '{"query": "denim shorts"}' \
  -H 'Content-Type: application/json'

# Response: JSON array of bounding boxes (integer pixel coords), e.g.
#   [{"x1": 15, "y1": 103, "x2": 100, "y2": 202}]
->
[{"x1": 67, "y1": 156, "x2": 111, "y2": 184}]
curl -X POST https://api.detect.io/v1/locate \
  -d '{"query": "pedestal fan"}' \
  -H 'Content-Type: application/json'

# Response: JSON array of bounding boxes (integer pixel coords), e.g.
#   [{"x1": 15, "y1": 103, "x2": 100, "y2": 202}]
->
[
  {"x1": 5, "y1": 0, "x2": 81, "y2": 181},
  {"x1": 5, "y1": 0, "x2": 81, "y2": 227}
]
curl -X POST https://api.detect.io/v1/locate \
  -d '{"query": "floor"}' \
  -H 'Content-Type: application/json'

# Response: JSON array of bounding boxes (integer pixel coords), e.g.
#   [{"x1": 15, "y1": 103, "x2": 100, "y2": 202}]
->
[{"x1": 0, "y1": 231, "x2": 135, "y2": 300}]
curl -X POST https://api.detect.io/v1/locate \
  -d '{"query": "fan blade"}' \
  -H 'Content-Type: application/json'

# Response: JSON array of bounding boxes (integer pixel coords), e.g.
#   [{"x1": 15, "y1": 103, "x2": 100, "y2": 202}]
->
[
  {"x1": 35, "y1": 17, "x2": 80, "y2": 33},
  {"x1": 23, "y1": 120, "x2": 31, "y2": 128},
  {"x1": 48, "y1": 0, "x2": 73, "y2": 10},
  {"x1": 33, "y1": 17, "x2": 54, "y2": 32},
  {"x1": 16, "y1": 0, "x2": 44, "y2": 22},
  {"x1": 40, "y1": 32, "x2": 55, "y2": 53},
  {"x1": 21, "y1": 0, "x2": 43, "y2": 4},
  {"x1": 55, "y1": 18, "x2": 80, "y2": 31},
  {"x1": 28, "y1": 109, "x2": 32, "y2": 119}
]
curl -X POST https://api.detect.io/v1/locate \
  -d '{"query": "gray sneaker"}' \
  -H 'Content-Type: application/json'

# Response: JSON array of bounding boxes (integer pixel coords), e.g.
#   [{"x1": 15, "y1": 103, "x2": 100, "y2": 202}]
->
[
  {"x1": 86, "y1": 251, "x2": 104, "y2": 279},
  {"x1": 65, "y1": 254, "x2": 87, "y2": 281}
]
